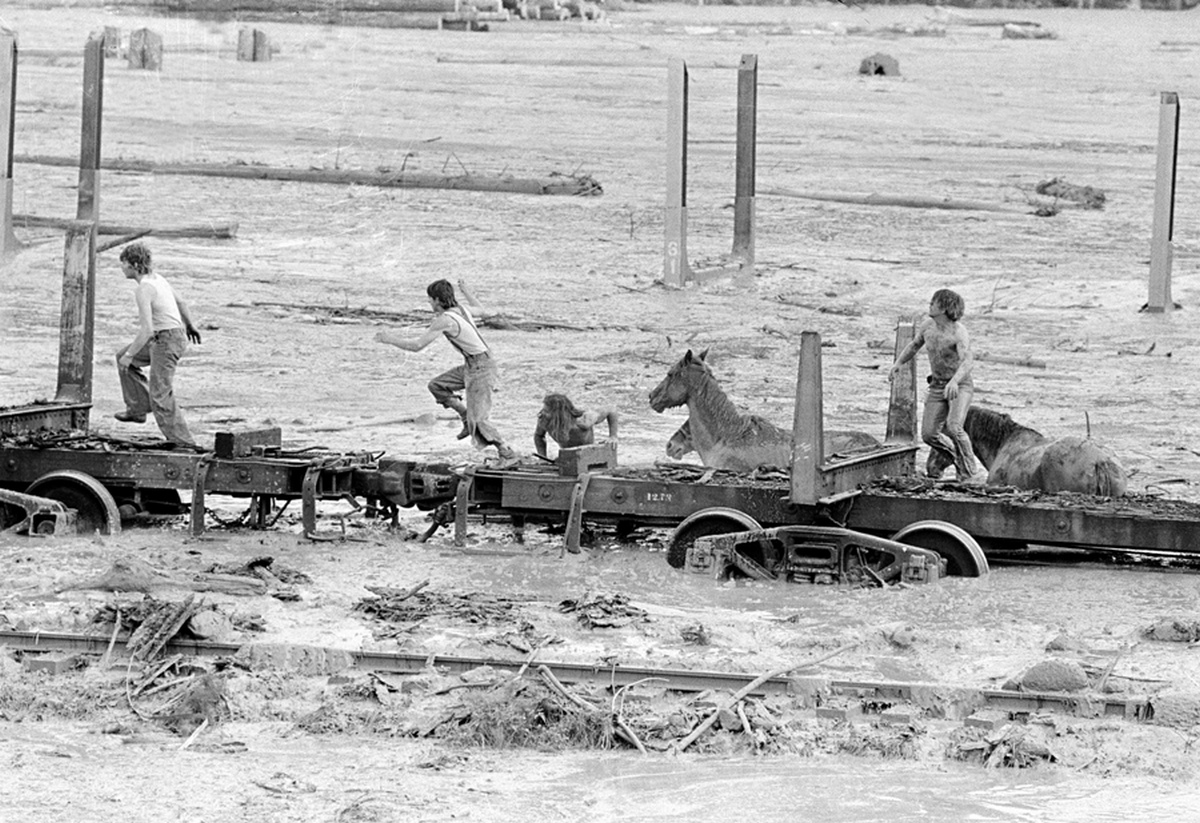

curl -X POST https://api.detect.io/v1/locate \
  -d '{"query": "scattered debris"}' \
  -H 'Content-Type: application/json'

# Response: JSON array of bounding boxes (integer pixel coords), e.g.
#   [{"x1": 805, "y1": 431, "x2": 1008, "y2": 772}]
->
[
  {"x1": 1144, "y1": 618, "x2": 1200, "y2": 642},
  {"x1": 680, "y1": 623, "x2": 711, "y2": 646},
  {"x1": 354, "y1": 588, "x2": 527, "y2": 636},
  {"x1": 859, "y1": 52, "x2": 899, "y2": 76},
  {"x1": 1002, "y1": 23, "x2": 1057, "y2": 41},
  {"x1": 1036, "y1": 177, "x2": 1106, "y2": 209},
  {"x1": 948, "y1": 723, "x2": 1057, "y2": 768},
  {"x1": 558, "y1": 592, "x2": 648, "y2": 629}
]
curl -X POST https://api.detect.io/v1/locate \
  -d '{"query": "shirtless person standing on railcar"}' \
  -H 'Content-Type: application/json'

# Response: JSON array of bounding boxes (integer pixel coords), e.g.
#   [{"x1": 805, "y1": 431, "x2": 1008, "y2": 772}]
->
[{"x1": 889, "y1": 288, "x2": 988, "y2": 485}]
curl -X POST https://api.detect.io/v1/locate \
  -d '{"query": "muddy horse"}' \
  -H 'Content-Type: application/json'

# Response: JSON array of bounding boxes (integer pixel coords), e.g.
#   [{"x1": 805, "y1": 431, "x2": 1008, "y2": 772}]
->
[
  {"x1": 927, "y1": 406, "x2": 1127, "y2": 496},
  {"x1": 649, "y1": 349, "x2": 880, "y2": 472}
]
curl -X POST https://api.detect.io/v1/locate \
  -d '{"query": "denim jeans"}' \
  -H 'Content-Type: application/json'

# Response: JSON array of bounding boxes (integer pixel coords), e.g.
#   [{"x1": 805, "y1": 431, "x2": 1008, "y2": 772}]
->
[
  {"x1": 921, "y1": 382, "x2": 979, "y2": 478},
  {"x1": 117, "y1": 328, "x2": 195, "y2": 446},
  {"x1": 427, "y1": 352, "x2": 506, "y2": 450}
]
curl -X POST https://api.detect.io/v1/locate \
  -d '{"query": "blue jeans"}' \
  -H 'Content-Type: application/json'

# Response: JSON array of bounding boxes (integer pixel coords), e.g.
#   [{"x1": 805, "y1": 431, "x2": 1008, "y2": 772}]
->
[
  {"x1": 922, "y1": 382, "x2": 979, "y2": 478},
  {"x1": 117, "y1": 328, "x2": 195, "y2": 446}
]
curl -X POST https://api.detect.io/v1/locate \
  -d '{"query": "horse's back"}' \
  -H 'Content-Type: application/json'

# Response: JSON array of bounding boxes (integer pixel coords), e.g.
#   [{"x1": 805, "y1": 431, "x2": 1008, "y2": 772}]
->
[
  {"x1": 826, "y1": 429, "x2": 881, "y2": 455},
  {"x1": 1042, "y1": 436, "x2": 1128, "y2": 497}
]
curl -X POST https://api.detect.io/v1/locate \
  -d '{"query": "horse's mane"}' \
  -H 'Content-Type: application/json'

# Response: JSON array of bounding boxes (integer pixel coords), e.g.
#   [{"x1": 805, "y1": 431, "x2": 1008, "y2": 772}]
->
[
  {"x1": 687, "y1": 362, "x2": 784, "y2": 440},
  {"x1": 966, "y1": 406, "x2": 1042, "y2": 448}
]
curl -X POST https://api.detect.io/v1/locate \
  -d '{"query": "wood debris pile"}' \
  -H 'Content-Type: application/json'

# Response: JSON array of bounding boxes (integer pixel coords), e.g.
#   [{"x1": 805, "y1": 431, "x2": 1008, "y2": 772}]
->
[
  {"x1": 354, "y1": 585, "x2": 527, "y2": 636},
  {"x1": 948, "y1": 723, "x2": 1057, "y2": 768},
  {"x1": 557, "y1": 592, "x2": 647, "y2": 629}
]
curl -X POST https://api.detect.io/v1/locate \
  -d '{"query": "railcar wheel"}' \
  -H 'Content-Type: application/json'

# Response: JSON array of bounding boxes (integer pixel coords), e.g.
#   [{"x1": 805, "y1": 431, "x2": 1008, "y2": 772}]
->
[
  {"x1": 890, "y1": 520, "x2": 987, "y2": 577},
  {"x1": 666, "y1": 507, "x2": 762, "y2": 569},
  {"x1": 26, "y1": 470, "x2": 122, "y2": 536}
]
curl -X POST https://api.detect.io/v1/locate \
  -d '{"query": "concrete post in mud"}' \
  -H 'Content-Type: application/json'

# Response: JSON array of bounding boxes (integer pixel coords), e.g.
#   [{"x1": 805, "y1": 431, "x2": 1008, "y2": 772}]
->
[
  {"x1": 1147, "y1": 91, "x2": 1179, "y2": 313},
  {"x1": 0, "y1": 31, "x2": 17, "y2": 261},
  {"x1": 731, "y1": 53, "x2": 757, "y2": 270},
  {"x1": 128, "y1": 28, "x2": 163, "y2": 71},
  {"x1": 237, "y1": 28, "x2": 271, "y2": 62},
  {"x1": 664, "y1": 57, "x2": 691, "y2": 287}
]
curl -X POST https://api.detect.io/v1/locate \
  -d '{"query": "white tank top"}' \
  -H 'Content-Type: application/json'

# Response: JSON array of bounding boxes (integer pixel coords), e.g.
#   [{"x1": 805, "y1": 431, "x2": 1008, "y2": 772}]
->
[
  {"x1": 141, "y1": 274, "x2": 184, "y2": 331},
  {"x1": 442, "y1": 306, "x2": 488, "y2": 357}
]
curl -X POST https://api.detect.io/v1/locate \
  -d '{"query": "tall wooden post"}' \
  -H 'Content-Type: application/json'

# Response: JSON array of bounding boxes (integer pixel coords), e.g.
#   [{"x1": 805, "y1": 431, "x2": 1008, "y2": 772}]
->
[
  {"x1": 664, "y1": 57, "x2": 690, "y2": 287},
  {"x1": 0, "y1": 32, "x2": 17, "y2": 260},
  {"x1": 731, "y1": 53, "x2": 757, "y2": 269},
  {"x1": 55, "y1": 31, "x2": 104, "y2": 408},
  {"x1": 1147, "y1": 91, "x2": 1180, "y2": 313},
  {"x1": 790, "y1": 331, "x2": 824, "y2": 505},
  {"x1": 885, "y1": 320, "x2": 917, "y2": 444}
]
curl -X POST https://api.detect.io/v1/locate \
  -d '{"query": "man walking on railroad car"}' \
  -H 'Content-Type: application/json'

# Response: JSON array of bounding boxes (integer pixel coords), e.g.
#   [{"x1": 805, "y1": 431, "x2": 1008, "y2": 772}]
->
[
  {"x1": 375, "y1": 278, "x2": 519, "y2": 467},
  {"x1": 114, "y1": 241, "x2": 200, "y2": 448}
]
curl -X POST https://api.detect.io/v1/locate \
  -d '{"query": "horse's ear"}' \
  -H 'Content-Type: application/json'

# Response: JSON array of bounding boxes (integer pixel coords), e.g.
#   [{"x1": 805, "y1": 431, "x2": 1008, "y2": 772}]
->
[
  {"x1": 683, "y1": 349, "x2": 694, "y2": 363},
  {"x1": 698, "y1": 348, "x2": 709, "y2": 362}
]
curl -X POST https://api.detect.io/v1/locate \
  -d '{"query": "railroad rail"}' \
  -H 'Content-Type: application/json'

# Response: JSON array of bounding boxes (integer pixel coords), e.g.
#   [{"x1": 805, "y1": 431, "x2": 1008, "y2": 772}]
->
[{"x1": 0, "y1": 629, "x2": 1152, "y2": 721}]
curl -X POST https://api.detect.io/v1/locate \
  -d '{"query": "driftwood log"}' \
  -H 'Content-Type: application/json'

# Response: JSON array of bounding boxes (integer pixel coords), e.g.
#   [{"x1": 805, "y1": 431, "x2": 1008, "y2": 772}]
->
[
  {"x1": 15, "y1": 154, "x2": 603, "y2": 197},
  {"x1": 13, "y1": 214, "x2": 237, "y2": 239}
]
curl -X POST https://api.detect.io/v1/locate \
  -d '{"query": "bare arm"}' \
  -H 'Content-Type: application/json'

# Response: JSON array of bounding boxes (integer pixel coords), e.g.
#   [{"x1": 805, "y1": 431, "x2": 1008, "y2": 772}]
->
[
  {"x1": 946, "y1": 325, "x2": 975, "y2": 395},
  {"x1": 176, "y1": 295, "x2": 202, "y2": 344},
  {"x1": 376, "y1": 316, "x2": 448, "y2": 352},
  {"x1": 119, "y1": 284, "x2": 155, "y2": 367},
  {"x1": 533, "y1": 419, "x2": 550, "y2": 458},
  {"x1": 889, "y1": 324, "x2": 926, "y2": 381},
  {"x1": 456, "y1": 279, "x2": 491, "y2": 317}
]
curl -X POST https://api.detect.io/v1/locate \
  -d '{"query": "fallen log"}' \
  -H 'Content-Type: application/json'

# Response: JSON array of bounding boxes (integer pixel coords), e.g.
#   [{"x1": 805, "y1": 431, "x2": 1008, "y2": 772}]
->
[
  {"x1": 761, "y1": 186, "x2": 1023, "y2": 214},
  {"x1": 975, "y1": 352, "x2": 1047, "y2": 369},
  {"x1": 15, "y1": 154, "x2": 603, "y2": 197},
  {"x1": 13, "y1": 213, "x2": 238, "y2": 239}
]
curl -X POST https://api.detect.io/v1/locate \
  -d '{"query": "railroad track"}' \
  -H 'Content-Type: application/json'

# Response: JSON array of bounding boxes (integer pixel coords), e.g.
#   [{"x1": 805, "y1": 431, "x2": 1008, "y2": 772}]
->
[{"x1": 1, "y1": 630, "x2": 1151, "y2": 722}]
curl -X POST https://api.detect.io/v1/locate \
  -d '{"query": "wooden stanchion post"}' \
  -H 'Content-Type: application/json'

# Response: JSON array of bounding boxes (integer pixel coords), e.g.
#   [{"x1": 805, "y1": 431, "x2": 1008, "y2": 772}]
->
[
  {"x1": 56, "y1": 221, "x2": 98, "y2": 405},
  {"x1": 886, "y1": 320, "x2": 917, "y2": 444},
  {"x1": 790, "y1": 331, "x2": 824, "y2": 506},
  {"x1": 1146, "y1": 91, "x2": 1180, "y2": 313}
]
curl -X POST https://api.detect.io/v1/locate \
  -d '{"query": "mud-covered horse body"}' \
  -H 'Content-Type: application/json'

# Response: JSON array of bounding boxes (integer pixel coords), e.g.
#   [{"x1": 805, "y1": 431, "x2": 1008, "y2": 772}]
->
[
  {"x1": 649, "y1": 349, "x2": 880, "y2": 472},
  {"x1": 929, "y1": 406, "x2": 1127, "y2": 496}
]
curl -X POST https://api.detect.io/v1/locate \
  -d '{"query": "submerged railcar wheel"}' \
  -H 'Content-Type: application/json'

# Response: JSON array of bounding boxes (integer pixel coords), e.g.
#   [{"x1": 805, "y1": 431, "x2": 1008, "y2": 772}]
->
[
  {"x1": 26, "y1": 470, "x2": 122, "y2": 536},
  {"x1": 890, "y1": 520, "x2": 988, "y2": 577},
  {"x1": 666, "y1": 507, "x2": 762, "y2": 569}
]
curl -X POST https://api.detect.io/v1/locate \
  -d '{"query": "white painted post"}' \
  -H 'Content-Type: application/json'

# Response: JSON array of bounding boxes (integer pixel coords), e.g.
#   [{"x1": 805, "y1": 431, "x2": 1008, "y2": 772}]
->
[
  {"x1": 1147, "y1": 91, "x2": 1179, "y2": 313},
  {"x1": 0, "y1": 31, "x2": 17, "y2": 260},
  {"x1": 664, "y1": 57, "x2": 690, "y2": 287}
]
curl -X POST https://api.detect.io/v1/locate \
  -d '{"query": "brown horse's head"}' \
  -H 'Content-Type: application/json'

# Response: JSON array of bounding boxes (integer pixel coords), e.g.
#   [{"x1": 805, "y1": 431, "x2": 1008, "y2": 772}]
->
[{"x1": 649, "y1": 349, "x2": 709, "y2": 413}]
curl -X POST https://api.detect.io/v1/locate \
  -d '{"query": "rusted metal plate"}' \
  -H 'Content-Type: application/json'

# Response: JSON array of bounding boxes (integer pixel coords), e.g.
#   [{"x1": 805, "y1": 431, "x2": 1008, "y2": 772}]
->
[
  {"x1": 213, "y1": 427, "x2": 282, "y2": 459},
  {"x1": 0, "y1": 403, "x2": 90, "y2": 437},
  {"x1": 848, "y1": 490, "x2": 1200, "y2": 555}
]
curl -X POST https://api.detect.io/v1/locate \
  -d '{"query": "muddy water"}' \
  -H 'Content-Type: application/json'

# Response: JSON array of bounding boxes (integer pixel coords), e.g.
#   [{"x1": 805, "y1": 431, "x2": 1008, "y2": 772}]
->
[{"x1": 571, "y1": 756, "x2": 1200, "y2": 822}]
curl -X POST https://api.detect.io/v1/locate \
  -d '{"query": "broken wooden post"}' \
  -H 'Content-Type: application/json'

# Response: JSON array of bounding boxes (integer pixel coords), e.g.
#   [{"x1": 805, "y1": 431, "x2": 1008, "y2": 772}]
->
[
  {"x1": 663, "y1": 57, "x2": 690, "y2": 288},
  {"x1": 237, "y1": 28, "x2": 271, "y2": 62},
  {"x1": 731, "y1": 53, "x2": 757, "y2": 270},
  {"x1": 128, "y1": 28, "x2": 163, "y2": 71},
  {"x1": 55, "y1": 221, "x2": 98, "y2": 405},
  {"x1": 0, "y1": 31, "x2": 17, "y2": 261},
  {"x1": 1146, "y1": 91, "x2": 1180, "y2": 313}
]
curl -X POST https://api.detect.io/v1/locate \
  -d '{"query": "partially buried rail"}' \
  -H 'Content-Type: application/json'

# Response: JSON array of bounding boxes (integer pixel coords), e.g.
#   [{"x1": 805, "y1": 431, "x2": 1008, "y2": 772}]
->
[{"x1": 1, "y1": 630, "x2": 1151, "y2": 721}]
